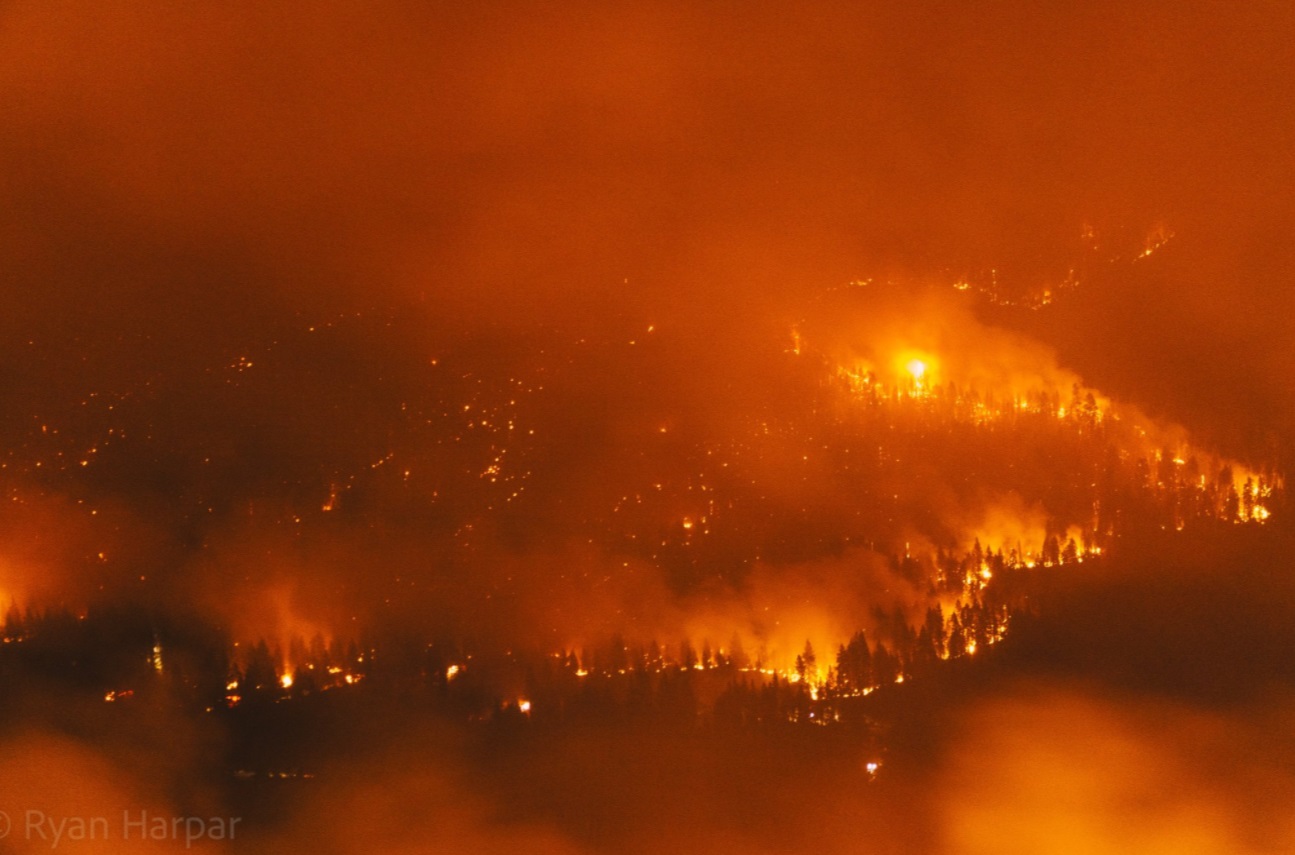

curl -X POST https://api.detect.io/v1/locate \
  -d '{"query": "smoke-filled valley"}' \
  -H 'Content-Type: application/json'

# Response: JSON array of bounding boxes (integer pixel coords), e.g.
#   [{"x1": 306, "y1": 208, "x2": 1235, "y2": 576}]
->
[{"x1": 1, "y1": 1, "x2": 1294, "y2": 852}]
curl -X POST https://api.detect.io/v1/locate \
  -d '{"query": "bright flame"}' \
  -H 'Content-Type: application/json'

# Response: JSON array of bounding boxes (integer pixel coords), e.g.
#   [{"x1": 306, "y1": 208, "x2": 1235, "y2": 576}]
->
[
  {"x1": 280, "y1": 672, "x2": 294, "y2": 690},
  {"x1": 906, "y1": 359, "x2": 927, "y2": 381}
]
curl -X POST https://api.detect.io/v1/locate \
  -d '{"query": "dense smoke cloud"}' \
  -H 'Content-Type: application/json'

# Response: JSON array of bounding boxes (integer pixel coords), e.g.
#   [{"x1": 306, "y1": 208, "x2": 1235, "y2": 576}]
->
[
  {"x1": 938, "y1": 686, "x2": 1295, "y2": 855},
  {"x1": 2, "y1": 1, "x2": 1290, "y2": 323}
]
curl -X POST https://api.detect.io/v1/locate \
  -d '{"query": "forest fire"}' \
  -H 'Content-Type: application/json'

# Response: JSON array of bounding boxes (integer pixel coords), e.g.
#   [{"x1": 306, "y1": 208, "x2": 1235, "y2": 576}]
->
[
  {"x1": 905, "y1": 358, "x2": 927, "y2": 383},
  {"x1": 0, "y1": 1, "x2": 1291, "y2": 852}
]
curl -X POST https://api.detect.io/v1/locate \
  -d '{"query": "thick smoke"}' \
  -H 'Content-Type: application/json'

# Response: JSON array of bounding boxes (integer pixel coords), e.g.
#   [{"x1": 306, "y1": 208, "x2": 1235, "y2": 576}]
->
[{"x1": 935, "y1": 684, "x2": 1295, "y2": 855}]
